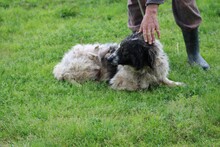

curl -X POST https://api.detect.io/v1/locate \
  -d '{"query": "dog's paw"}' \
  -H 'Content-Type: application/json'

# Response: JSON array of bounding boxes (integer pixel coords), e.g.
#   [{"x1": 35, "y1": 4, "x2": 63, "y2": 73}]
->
[
  {"x1": 175, "y1": 82, "x2": 186, "y2": 87},
  {"x1": 69, "y1": 79, "x2": 82, "y2": 87}
]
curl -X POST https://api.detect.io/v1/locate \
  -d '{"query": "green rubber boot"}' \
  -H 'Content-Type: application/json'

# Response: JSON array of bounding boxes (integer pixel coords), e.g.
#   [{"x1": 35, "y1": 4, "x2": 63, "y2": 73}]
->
[{"x1": 182, "y1": 28, "x2": 210, "y2": 70}]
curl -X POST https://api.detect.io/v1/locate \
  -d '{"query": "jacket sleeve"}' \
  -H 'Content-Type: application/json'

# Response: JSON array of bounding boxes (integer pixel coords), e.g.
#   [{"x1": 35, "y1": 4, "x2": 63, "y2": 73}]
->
[{"x1": 146, "y1": 0, "x2": 164, "y2": 5}]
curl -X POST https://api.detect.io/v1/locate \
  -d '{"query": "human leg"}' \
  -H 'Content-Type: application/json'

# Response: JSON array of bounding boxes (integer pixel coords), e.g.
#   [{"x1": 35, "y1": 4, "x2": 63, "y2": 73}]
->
[
  {"x1": 172, "y1": 0, "x2": 209, "y2": 70},
  {"x1": 127, "y1": 0, "x2": 146, "y2": 32}
]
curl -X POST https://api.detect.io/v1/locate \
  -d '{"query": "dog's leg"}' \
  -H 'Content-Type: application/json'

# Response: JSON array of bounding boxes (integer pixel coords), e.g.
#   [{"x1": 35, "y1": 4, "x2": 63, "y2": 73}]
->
[
  {"x1": 70, "y1": 81, "x2": 82, "y2": 87},
  {"x1": 110, "y1": 66, "x2": 139, "y2": 91},
  {"x1": 110, "y1": 76, "x2": 139, "y2": 91},
  {"x1": 161, "y1": 78, "x2": 185, "y2": 87}
]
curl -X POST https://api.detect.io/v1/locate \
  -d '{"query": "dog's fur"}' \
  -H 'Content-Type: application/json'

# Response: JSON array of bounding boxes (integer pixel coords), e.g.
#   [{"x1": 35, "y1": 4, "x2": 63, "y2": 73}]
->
[
  {"x1": 107, "y1": 33, "x2": 184, "y2": 90},
  {"x1": 53, "y1": 33, "x2": 184, "y2": 90},
  {"x1": 53, "y1": 43, "x2": 118, "y2": 84}
]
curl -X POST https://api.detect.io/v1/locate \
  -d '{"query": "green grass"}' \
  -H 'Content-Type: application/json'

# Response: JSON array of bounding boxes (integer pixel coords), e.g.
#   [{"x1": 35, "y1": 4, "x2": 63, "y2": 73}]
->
[{"x1": 0, "y1": 0, "x2": 220, "y2": 146}]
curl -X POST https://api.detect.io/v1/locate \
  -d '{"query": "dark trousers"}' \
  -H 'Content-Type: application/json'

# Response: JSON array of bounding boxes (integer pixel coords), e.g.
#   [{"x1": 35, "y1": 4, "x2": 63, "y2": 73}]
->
[{"x1": 128, "y1": 0, "x2": 202, "y2": 32}]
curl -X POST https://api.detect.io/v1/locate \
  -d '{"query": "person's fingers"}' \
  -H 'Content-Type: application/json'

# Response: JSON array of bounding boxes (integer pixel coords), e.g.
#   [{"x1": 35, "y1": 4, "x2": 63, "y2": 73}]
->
[
  {"x1": 156, "y1": 29, "x2": 160, "y2": 39},
  {"x1": 141, "y1": 23, "x2": 159, "y2": 44},
  {"x1": 151, "y1": 29, "x2": 155, "y2": 43},
  {"x1": 138, "y1": 26, "x2": 142, "y2": 33},
  {"x1": 147, "y1": 27, "x2": 153, "y2": 44},
  {"x1": 147, "y1": 33, "x2": 152, "y2": 44},
  {"x1": 155, "y1": 25, "x2": 160, "y2": 39},
  {"x1": 139, "y1": 23, "x2": 144, "y2": 33},
  {"x1": 143, "y1": 29, "x2": 148, "y2": 42}
]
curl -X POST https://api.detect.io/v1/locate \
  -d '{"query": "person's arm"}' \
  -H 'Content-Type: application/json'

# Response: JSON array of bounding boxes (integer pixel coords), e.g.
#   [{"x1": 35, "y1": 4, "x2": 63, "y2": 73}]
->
[{"x1": 139, "y1": 0, "x2": 164, "y2": 44}]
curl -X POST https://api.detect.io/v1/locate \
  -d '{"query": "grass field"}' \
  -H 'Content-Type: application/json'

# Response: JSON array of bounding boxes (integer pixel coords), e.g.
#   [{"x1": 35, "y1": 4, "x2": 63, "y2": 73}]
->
[{"x1": 0, "y1": 0, "x2": 220, "y2": 146}]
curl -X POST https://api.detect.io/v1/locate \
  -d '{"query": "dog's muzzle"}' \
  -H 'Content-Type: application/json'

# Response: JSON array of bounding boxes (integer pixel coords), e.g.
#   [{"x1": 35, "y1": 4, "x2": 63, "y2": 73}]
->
[{"x1": 107, "y1": 53, "x2": 119, "y2": 65}]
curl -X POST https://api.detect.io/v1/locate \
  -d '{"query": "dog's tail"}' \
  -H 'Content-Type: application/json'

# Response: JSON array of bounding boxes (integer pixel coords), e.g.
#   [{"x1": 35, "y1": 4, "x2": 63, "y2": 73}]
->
[{"x1": 53, "y1": 63, "x2": 65, "y2": 80}]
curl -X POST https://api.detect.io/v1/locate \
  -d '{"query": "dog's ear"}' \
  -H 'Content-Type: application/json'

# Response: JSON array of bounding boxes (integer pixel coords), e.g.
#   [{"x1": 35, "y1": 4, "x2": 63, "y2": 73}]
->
[
  {"x1": 88, "y1": 52, "x2": 98, "y2": 60},
  {"x1": 94, "y1": 45, "x2": 99, "y2": 51},
  {"x1": 134, "y1": 41, "x2": 156, "y2": 69},
  {"x1": 134, "y1": 39, "x2": 157, "y2": 69},
  {"x1": 124, "y1": 40, "x2": 145, "y2": 70},
  {"x1": 145, "y1": 47, "x2": 156, "y2": 69},
  {"x1": 131, "y1": 52, "x2": 144, "y2": 70}
]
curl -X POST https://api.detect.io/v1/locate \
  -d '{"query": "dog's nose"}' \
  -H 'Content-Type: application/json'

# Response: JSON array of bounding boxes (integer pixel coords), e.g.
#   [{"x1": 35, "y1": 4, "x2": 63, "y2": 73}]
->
[
  {"x1": 107, "y1": 55, "x2": 114, "y2": 62},
  {"x1": 107, "y1": 54, "x2": 119, "y2": 65}
]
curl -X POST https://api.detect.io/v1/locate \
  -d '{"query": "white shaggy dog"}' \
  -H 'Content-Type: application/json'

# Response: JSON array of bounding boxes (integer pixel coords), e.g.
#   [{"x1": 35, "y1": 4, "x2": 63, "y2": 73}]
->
[{"x1": 53, "y1": 43, "x2": 118, "y2": 85}]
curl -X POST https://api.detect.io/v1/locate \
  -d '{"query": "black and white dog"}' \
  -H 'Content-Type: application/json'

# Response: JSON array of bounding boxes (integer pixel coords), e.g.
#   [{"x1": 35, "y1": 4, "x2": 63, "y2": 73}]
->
[{"x1": 107, "y1": 33, "x2": 184, "y2": 90}]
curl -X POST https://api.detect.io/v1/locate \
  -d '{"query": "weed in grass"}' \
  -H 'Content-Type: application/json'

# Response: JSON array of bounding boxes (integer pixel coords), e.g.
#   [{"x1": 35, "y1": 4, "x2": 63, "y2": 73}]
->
[
  {"x1": 59, "y1": 6, "x2": 79, "y2": 18},
  {"x1": 0, "y1": 2, "x2": 9, "y2": 9}
]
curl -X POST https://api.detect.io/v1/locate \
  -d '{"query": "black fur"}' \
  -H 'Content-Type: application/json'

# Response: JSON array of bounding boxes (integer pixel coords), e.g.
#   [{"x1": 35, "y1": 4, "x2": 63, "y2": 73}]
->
[
  {"x1": 101, "y1": 46, "x2": 118, "y2": 80},
  {"x1": 107, "y1": 33, "x2": 157, "y2": 70}
]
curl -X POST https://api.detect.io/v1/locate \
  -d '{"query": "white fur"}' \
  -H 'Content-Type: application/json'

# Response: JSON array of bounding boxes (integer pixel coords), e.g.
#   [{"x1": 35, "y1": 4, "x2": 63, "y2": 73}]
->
[{"x1": 53, "y1": 43, "x2": 118, "y2": 84}]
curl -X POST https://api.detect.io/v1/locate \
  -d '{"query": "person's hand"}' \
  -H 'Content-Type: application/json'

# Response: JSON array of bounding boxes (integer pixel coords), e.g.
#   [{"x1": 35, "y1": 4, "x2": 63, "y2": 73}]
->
[{"x1": 139, "y1": 4, "x2": 160, "y2": 44}]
